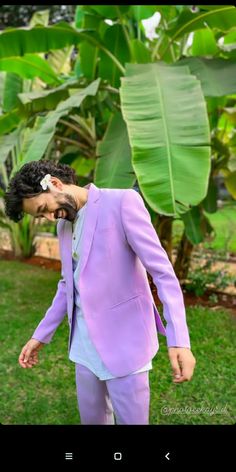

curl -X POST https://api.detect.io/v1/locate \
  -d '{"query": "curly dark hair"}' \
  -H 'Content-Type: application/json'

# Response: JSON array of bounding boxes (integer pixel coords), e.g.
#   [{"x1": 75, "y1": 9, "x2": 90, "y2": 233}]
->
[{"x1": 4, "y1": 160, "x2": 78, "y2": 222}]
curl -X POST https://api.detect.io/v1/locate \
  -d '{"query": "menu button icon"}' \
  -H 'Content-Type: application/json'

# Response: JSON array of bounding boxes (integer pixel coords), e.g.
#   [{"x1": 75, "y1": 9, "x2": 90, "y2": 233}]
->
[{"x1": 65, "y1": 452, "x2": 73, "y2": 460}]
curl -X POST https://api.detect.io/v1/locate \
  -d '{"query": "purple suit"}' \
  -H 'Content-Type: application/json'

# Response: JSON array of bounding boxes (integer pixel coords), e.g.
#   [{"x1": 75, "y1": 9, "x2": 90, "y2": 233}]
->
[{"x1": 32, "y1": 182, "x2": 191, "y2": 377}]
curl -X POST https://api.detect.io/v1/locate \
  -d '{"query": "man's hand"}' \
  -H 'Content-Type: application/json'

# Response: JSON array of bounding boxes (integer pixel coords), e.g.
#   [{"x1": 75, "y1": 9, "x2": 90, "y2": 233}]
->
[
  {"x1": 18, "y1": 338, "x2": 44, "y2": 369},
  {"x1": 168, "y1": 347, "x2": 196, "y2": 383}
]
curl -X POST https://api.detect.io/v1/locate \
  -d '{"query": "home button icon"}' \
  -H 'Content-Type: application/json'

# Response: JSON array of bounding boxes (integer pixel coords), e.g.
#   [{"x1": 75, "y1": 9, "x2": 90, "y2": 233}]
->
[{"x1": 114, "y1": 452, "x2": 122, "y2": 461}]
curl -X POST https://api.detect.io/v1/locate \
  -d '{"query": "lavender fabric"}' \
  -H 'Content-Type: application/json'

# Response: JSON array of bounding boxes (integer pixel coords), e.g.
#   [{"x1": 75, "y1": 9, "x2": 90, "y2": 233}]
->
[
  {"x1": 69, "y1": 201, "x2": 152, "y2": 379},
  {"x1": 32, "y1": 182, "x2": 191, "y2": 377},
  {"x1": 75, "y1": 363, "x2": 150, "y2": 425}
]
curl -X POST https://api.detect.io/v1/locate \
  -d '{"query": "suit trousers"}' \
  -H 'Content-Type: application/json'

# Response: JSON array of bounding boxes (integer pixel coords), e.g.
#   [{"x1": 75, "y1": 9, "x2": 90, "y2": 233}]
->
[{"x1": 75, "y1": 363, "x2": 150, "y2": 425}]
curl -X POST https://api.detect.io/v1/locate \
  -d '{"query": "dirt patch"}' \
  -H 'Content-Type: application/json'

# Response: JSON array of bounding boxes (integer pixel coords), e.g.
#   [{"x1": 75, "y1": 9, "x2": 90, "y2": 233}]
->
[
  {"x1": 23, "y1": 255, "x2": 61, "y2": 271},
  {"x1": 148, "y1": 274, "x2": 236, "y2": 316},
  {"x1": 182, "y1": 289, "x2": 236, "y2": 314},
  {"x1": 0, "y1": 250, "x2": 61, "y2": 271}
]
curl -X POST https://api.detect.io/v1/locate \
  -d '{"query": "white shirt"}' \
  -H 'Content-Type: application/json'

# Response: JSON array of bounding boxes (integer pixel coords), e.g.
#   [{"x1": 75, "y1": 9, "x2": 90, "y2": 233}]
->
[{"x1": 68, "y1": 201, "x2": 152, "y2": 379}]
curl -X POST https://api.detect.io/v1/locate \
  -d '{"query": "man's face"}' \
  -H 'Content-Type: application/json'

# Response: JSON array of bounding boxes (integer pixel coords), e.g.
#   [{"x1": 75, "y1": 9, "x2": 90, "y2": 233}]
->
[{"x1": 23, "y1": 190, "x2": 78, "y2": 222}]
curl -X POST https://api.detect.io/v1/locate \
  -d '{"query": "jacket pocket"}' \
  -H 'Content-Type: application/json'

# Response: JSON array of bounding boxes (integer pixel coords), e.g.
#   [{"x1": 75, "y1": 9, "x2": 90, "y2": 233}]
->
[{"x1": 109, "y1": 293, "x2": 143, "y2": 309}]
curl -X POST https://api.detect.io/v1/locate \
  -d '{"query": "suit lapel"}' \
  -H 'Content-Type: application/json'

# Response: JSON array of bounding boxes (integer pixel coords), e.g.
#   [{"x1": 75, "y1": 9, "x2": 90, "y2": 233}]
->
[{"x1": 61, "y1": 182, "x2": 101, "y2": 282}]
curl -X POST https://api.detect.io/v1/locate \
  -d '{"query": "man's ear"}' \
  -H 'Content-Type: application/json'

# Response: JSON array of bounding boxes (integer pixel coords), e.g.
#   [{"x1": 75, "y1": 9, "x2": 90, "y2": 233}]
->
[{"x1": 48, "y1": 177, "x2": 64, "y2": 192}]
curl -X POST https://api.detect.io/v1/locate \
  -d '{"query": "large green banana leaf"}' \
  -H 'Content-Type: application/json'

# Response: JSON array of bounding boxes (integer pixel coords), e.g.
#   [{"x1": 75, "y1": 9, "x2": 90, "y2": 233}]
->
[
  {"x1": 0, "y1": 127, "x2": 21, "y2": 165},
  {"x1": 0, "y1": 22, "x2": 125, "y2": 78},
  {"x1": 17, "y1": 77, "x2": 79, "y2": 113},
  {"x1": 202, "y1": 175, "x2": 218, "y2": 213},
  {"x1": 120, "y1": 62, "x2": 211, "y2": 216},
  {"x1": 0, "y1": 71, "x2": 6, "y2": 108},
  {"x1": 95, "y1": 111, "x2": 135, "y2": 188},
  {"x1": 16, "y1": 78, "x2": 100, "y2": 170},
  {"x1": 176, "y1": 58, "x2": 236, "y2": 97},
  {"x1": 167, "y1": 5, "x2": 236, "y2": 40},
  {"x1": 0, "y1": 108, "x2": 25, "y2": 135},
  {"x1": 0, "y1": 22, "x2": 121, "y2": 73},
  {"x1": 98, "y1": 24, "x2": 131, "y2": 88},
  {"x1": 2, "y1": 72, "x2": 22, "y2": 112},
  {"x1": 130, "y1": 39, "x2": 151, "y2": 63},
  {"x1": 75, "y1": 6, "x2": 85, "y2": 29},
  {"x1": 88, "y1": 5, "x2": 130, "y2": 19},
  {"x1": 0, "y1": 22, "x2": 80, "y2": 58},
  {"x1": 79, "y1": 12, "x2": 101, "y2": 80},
  {"x1": 130, "y1": 5, "x2": 158, "y2": 21},
  {"x1": 191, "y1": 29, "x2": 218, "y2": 56},
  {"x1": 181, "y1": 206, "x2": 214, "y2": 244},
  {"x1": 0, "y1": 54, "x2": 62, "y2": 85},
  {"x1": 0, "y1": 22, "x2": 102, "y2": 64}
]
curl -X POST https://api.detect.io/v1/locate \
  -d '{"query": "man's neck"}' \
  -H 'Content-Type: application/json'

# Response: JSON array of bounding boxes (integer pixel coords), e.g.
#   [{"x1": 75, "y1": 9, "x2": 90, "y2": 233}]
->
[{"x1": 72, "y1": 185, "x2": 89, "y2": 211}]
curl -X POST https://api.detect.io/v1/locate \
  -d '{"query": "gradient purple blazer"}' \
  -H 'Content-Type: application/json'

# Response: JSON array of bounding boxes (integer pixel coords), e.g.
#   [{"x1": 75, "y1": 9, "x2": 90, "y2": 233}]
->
[{"x1": 32, "y1": 182, "x2": 191, "y2": 377}]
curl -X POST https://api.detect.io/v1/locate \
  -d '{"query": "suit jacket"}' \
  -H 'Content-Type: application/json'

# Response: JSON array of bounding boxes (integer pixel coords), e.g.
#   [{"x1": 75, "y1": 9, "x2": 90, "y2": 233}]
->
[{"x1": 32, "y1": 182, "x2": 191, "y2": 377}]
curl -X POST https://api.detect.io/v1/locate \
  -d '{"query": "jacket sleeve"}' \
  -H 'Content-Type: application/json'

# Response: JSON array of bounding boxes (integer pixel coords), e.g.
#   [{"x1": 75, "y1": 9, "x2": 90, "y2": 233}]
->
[
  {"x1": 121, "y1": 189, "x2": 191, "y2": 348},
  {"x1": 31, "y1": 222, "x2": 68, "y2": 344}
]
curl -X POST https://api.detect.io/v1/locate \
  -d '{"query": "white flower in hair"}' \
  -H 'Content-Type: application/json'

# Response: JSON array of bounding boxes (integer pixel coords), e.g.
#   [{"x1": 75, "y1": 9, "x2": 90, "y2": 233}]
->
[{"x1": 40, "y1": 173, "x2": 52, "y2": 190}]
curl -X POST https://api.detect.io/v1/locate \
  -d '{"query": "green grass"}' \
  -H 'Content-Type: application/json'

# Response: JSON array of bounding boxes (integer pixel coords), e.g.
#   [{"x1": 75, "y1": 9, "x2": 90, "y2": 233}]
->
[
  {"x1": 150, "y1": 304, "x2": 236, "y2": 424},
  {"x1": 172, "y1": 202, "x2": 236, "y2": 253},
  {"x1": 0, "y1": 260, "x2": 235, "y2": 425}
]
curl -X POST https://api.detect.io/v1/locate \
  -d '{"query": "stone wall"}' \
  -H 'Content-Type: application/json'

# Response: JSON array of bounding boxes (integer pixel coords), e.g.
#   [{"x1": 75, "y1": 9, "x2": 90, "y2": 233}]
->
[{"x1": 0, "y1": 229, "x2": 60, "y2": 260}]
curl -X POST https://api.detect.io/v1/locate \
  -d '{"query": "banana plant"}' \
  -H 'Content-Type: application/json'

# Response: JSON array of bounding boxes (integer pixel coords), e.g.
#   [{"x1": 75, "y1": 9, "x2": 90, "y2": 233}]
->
[
  {"x1": 0, "y1": 79, "x2": 101, "y2": 257},
  {"x1": 0, "y1": 4, "x2": 236, "y2": 278},
  {"x1": 0, "y1": 124, "x2": 38, "y2": 257},
  {"x1": 120, "y1": 62, "x2": 211, "y2": 216}
]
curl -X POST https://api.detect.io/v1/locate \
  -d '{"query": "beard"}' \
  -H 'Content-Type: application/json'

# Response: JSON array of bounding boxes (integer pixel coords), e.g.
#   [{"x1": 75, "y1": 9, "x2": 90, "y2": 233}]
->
[{"x1": 54, "y1": 193, "x2": 79, "y2": 222}]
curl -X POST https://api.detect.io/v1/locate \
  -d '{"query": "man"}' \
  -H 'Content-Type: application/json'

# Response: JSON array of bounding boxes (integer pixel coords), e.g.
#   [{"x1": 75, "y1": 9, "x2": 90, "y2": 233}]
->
[{"x1": 4, "y1": 160, "x2": 196, "y2": 425}]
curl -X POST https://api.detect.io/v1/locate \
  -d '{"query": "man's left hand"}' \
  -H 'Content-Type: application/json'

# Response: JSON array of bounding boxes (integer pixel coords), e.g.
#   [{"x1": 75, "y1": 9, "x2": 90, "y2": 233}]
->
[{"x1": 168, "y1": 347, "x2": 196, "y2": 383}]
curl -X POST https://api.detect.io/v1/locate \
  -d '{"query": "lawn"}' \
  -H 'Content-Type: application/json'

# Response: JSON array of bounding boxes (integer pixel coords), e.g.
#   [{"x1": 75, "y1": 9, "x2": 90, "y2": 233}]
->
[{"x1": 0, "y1": 260, "x2": 235, "y2": 425}]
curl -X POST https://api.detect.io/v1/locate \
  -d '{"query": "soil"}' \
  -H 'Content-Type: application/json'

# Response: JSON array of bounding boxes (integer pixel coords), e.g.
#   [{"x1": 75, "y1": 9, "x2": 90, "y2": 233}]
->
[
  {"x1": 1, "y1": 250, "x2": 235, "y2": 315},
  {"x1": 147, "y1": 275, "x2": 236, "y2": 316},
  {"x1": 0, "y1": 250, "x2": 61, "y2": 271}
]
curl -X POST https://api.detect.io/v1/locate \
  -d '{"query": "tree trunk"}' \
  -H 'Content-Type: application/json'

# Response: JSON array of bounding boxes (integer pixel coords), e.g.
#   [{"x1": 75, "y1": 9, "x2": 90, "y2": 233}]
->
[
  {"x1": 156, "y1": 215, "x2": 173, "y2": 263},
  {"x1": 174, "y1": 230, "x2": 194, "y2": 281}
]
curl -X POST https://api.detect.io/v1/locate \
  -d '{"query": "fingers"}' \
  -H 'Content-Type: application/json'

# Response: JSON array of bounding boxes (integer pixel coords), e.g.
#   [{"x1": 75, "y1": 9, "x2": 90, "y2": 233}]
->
[
  {"x1": 20, "y1": 355, "x2": 38, "y2": 369},
  {"x1": 19, "y1": 346, "x2": 28, "y2": 368},
  {"x1": 178, "y1": 353, "x2": 196, "y2": 382},
  {"x1": 180, "y1": 364, "x2": 194, "y2": 382},
  {"x1": 18, "y1": 345, "x2": 39, "y2": 369},
  {"x1": 172, "y1": 360, "x2": 195, "y2": 383},
  {"x1": 173, "y1": 374, "x2": 188, "y2": 383},
  {"x1": 168, "y1": 348, "x2": 196, "y2": 383},
  {"x1": 169, "y1": 356, "x2": 183, "y2": 382},
  {"x1": 19, "y1": 339, "x2": 43, "y2": 369},
  {"x1": 169, "y1": 356, "x2": 191, "y2": 383}
]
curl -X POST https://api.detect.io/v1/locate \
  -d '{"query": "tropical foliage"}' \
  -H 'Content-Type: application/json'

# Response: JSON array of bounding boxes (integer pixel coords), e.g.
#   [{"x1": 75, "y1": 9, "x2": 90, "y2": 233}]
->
[{"x1": 0, "y1": 5, "x2": 235, "y2": 274}]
